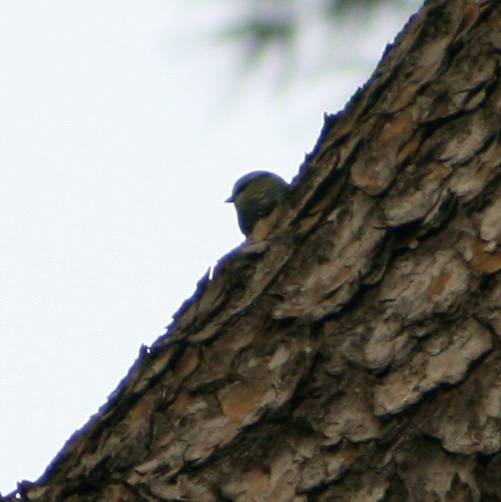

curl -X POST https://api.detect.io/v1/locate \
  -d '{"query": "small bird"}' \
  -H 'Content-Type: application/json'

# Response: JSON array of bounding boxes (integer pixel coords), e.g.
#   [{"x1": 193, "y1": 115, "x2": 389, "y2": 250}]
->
[{"x1": 226, "y1": 171, "x2": 289, "y2": 237}]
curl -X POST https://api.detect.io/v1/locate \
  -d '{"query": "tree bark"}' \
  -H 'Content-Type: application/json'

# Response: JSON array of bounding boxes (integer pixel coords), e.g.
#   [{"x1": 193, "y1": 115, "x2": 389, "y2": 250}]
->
[{"x1": 6, "y1": 1, "x2": 501, "y2": 501}]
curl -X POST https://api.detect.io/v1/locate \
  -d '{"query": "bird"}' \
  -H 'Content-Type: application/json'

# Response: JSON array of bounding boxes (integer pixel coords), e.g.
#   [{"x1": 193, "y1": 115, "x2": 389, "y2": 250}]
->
[{"x1": 226, "y1": 171, "x2": 289, "y2": 237}]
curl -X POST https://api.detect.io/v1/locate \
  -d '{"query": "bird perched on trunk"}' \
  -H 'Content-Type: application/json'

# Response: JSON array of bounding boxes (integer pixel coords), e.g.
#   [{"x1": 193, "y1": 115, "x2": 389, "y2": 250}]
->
[{"x1": 226, "y1": 171, "x2": 289, "y2": 238}]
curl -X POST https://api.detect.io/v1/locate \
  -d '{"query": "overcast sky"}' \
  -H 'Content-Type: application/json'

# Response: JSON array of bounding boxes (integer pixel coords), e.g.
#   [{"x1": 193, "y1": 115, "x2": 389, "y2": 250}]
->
[{"x1": 0, "y1": 1, "x2": 420, "y2": 495}]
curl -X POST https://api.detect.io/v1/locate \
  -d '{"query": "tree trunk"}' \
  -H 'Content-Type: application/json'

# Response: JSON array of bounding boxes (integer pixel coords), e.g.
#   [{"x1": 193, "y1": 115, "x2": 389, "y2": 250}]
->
[{"x1": 7, "y1": 1, "x2": 501, "y2": 501}]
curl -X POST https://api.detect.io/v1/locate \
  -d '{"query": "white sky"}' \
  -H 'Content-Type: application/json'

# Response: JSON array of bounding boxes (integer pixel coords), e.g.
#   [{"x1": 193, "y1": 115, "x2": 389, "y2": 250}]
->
[{"x1": 0, "y1": 1, "x2": 420, "y2": 495}]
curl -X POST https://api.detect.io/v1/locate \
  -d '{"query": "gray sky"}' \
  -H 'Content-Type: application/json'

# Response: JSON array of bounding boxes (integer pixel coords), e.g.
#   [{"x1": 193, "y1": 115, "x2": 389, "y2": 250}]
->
[{"x1": 0, "y1": 1, "x2": 419, "y2": 494}]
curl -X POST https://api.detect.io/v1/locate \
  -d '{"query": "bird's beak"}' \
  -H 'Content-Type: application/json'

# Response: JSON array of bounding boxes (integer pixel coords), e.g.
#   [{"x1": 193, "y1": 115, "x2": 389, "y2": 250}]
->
[{"x1": 225, "y1": 196, "x2": 234, "y2": 203}]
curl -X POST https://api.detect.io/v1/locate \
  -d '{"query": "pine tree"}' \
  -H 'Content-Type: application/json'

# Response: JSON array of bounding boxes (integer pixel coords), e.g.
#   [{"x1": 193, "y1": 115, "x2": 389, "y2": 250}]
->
[{"x1": 6, "y1": 1, "x2": 501, "y2": 501}]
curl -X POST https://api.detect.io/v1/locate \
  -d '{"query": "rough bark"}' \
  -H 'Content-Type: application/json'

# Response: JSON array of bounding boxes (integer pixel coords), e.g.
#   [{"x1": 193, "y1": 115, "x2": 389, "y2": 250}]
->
[{"x1": 6, "y1": 1, "x2": 501, "y2": 501}]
